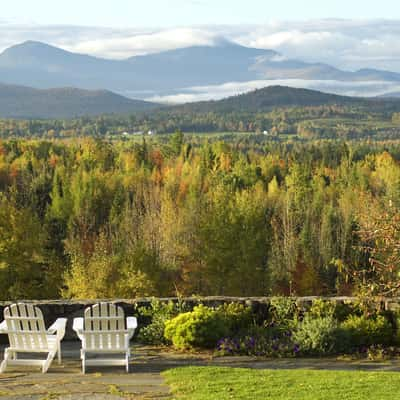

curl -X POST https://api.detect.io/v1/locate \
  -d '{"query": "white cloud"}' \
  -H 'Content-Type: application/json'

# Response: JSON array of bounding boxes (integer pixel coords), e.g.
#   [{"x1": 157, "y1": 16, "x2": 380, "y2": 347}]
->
[
  {"x1": 242, "y1": 30, "x2": 353, "y2": 62},
  {"x1": 233, "y1": 20, "x2": 400, "y2": 72},
  {"x1": 68, "y1": 28, "x2": 218, "y2": 58},
  {"x1": 145, "y1": 78, "x2": 400, "y2": 104}
]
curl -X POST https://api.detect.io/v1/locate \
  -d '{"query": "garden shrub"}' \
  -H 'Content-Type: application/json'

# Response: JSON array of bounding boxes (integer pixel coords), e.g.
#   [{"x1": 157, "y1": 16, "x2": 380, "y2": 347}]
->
[
  {"x1": 306, "y1": 299, "x2": 368, "y2": 323},
  {"x1": 293, "y1": 315, "x2": 338, "y2": 355},
  {"x1": 307, "y1": 299, "x2": 336, "y2": 319},
  {"x1": 341, "y1": 314, "x2": 393, "y2": 348},
  {"x1": 147, "y1": 298, "x2": 397, "y2": 356},
  {"x1": 137, "y1": 298, "x2": 187, "y2": 345},
  {"x1": 164, "y1": 305, "x2": 230, "y2": 349},
  {"x1": 334, "y1": 301, "x2": 359, "y2": 322},
  {"x1": 164, "y1": 303, "x2": 254, "y2": 350},
  {"x1": 269, "y1": 297, "x2": 298, "y2": 328},
  {"x1": 218, "y1": 302, "x2": 254, "y2": 334},
  {"x1": 395, "y1": 312, "x2": 400, "y2": 344}
]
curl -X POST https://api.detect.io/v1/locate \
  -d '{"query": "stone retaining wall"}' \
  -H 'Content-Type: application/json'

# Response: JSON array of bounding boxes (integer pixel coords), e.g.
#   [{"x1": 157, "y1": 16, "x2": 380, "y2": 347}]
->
[{"x1": 0, "y1": 297, "x2": 399, "y2": 341}]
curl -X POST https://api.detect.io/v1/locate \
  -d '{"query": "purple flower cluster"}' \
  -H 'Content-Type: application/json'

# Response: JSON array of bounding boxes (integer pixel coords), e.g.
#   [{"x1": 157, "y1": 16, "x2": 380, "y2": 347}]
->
[
  {"x1": 217, "y1": 338, "x2": 241, "y2": 354},
  {"x1": 216, "y1": 331, "x2": 301, "y2": 357}
]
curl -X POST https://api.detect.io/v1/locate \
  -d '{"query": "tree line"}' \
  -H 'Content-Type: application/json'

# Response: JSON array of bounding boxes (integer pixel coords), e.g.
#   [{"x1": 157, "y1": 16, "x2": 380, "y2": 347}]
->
[{"x1": 1, "y1": 103, "x2": 400, "y2": 140}]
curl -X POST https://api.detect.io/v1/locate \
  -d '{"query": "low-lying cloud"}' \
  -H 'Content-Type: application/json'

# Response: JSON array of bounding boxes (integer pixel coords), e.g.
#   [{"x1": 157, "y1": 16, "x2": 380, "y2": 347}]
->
[{"x1": 143, "y1": 79, "x2": 400, "y2": 104}]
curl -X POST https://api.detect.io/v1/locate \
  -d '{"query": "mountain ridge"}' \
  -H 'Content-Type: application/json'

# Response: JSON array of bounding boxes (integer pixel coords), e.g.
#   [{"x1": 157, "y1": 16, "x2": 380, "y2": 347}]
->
[
  {"x1": 171, "y1": 85, "x2": 361, "y2": 113},
  {"x1": 1, "y1": 83, "x2": 400, "y2": 120},
  {"x1": 0, "y1": 83, "x2": 158, "y2": 119},
  {"x1": 2, "y1": 40, "x2": 400, "y2": 100}
]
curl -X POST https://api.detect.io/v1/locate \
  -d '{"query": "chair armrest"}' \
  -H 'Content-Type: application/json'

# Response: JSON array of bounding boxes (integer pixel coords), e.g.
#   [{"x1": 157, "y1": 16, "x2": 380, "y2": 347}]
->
[
  {"x1": 47, "y1": 318, "x2": 67, "y2": 334},
  {"x1": 47, "y1": 318, "x2": 67, "y2": 342},
  {"x1": 73, "y1": 317, "x2": 84, "y2": 334},
  {"x1": 127, "y1": 317, "x2": 137, "y2": 340},
  {"x1": 47, "y1": 318, "x2": 67, "y2": 338},
  {"x1": 127, "y1": 317, "x2": 138, "y2": 330},
  {"x1": 0, "y1": 320, "x2": 6, "y2": 333}
]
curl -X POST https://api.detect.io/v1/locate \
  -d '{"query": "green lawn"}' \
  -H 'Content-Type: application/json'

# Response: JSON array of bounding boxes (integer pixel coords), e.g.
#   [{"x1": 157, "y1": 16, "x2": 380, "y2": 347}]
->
[{"x1": 163, "y1": 367, "x2": 400, "y2": 400}]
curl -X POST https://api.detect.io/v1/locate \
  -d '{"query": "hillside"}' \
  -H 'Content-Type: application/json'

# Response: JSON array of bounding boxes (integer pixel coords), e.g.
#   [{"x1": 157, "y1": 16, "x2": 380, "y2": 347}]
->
[
  {"x1": 0, "y1": 84, "x2": 157, "y2": 119},
  {"x1": 1, "y1": 84, "x2": 399, "y2": 120},
  {"x1": 172, "y1": 86, "x2": 361, "y2": 113}
]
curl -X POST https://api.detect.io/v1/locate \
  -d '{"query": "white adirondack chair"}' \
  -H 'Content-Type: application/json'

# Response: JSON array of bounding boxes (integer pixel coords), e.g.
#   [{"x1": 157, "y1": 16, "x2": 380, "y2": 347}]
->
[
  {"x1": 73, "y1": 303, "x2": 137, "y2": 374},
  {"x1": 0, "y1": 303, "x2": 67, "y2": 373}
]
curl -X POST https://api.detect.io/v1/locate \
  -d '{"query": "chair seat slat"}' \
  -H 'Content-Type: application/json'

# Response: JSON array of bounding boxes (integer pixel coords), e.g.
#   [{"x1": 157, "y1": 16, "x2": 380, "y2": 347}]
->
[
  {"x1": 85, "y1": 316, "x2": 126, "y2": 321},
  {"x1": 5, "y1": 316, "x2": 43, "y2": 321}
]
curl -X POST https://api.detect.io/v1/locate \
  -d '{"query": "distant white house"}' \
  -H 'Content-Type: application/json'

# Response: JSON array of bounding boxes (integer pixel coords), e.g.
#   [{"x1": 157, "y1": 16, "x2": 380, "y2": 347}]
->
[{"x1": 121, "y1": 130, "x2": 153, "y2": 136}]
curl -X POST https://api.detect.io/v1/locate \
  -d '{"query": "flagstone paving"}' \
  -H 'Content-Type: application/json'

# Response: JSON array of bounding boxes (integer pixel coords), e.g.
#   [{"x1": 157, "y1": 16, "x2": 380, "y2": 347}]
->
[{"x1": 1, "y1": 342, "x2": 400, "y2": 399}]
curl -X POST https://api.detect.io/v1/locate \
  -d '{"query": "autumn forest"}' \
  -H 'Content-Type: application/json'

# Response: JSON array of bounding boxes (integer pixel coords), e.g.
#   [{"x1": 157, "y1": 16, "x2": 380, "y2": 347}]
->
[{"x1": 0, "y1": 128, "x2": 399, "y2": 301}]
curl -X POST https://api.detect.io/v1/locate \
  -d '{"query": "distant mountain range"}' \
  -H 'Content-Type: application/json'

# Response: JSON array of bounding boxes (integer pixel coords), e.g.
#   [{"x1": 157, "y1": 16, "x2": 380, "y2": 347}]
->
[
  {"x1": 1, "y1": 40, "x2": 400, "y2": 101},
  {"x1": 2, "y1": 39, "x2": 400, "y2": 119},
  {"x1": 0, "y1": 40, "x2": 277, "y2": 96},
  {"x1": 379, "y1": 91, "x2": 400, "y2": 98},
  {"x1": 0, "y1": 84, "x2": 157, "y2": 119}
]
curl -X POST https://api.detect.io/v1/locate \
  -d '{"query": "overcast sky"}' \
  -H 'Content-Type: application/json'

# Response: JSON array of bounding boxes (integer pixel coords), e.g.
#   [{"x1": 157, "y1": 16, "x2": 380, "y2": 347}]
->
[{"x1": 4, "y1": 0, "x2": 400, "y2": 26}]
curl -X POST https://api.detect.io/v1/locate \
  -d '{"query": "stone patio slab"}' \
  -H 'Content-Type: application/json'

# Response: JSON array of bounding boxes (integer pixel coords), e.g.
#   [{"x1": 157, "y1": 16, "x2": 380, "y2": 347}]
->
[{"x1": 1, "y1": 342, "x2": 400, "y2": 399}]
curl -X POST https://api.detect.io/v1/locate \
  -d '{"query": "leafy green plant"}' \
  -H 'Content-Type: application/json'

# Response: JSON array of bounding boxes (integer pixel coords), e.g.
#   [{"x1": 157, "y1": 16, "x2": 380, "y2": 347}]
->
[
  {"x1": 164, "y1": 305, "x2": 230, "y2": 349},
  {"x1": 218, "y1": 302, "x2": 254, "y2": 335},
  {"x1": 293, "y1": 315, "x2": 339, "y2": 355},
  {"x1": 341, "y1": 314, "x2": 393, "y2": 348},
  {"x1": 308, "y1": 299, "x2": 336, "y2": 319},
  {"x1": 137, "y1": 298, "x2": 187, "y2": 345},
  {"x1": 164, "y1": 303, "x2": 254, "y2": 350},
  {"x1": 394, "y1": 312, "x2": 400, "y2": 344},
  {"x1": 269, "y1": 297, "x2": 298, "y2": 328},
  {"x1": 334, "y1": 301, "x2": 361, "y2": 322}
]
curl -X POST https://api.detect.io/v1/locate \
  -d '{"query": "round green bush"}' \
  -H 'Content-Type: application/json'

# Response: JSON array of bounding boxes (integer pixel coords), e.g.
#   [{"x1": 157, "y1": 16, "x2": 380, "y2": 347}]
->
[{"x1": 164, "y1": 305, "x2": 230, "y2": 349}]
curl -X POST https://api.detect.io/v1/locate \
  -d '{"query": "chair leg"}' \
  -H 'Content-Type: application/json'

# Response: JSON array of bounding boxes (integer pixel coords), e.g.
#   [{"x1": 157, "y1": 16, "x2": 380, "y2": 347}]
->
[
  {"x1": 57, "y1": 342, "x2": 62, "y2": 364},
  {"x1": 81, "y1": 350, "x2": 86, "y2": 374},
  {"x1": 0, "y1": 360, "x2": 7, "y2": 374},
  {"x1": 0, "y1": 348, "x2": 10, "y2": 373},
  {"x1": 42, "y1": 351, "x2": 55, "y2": 373},
  {"x1": 126, "y1": 352, "x2": 130, "y2": 373}
]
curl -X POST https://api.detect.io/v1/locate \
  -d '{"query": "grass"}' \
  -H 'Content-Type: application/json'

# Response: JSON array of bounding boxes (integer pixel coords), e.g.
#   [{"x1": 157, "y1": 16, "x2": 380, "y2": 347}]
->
[{"x1": 163, "y1": 366, "x2": 400, "y2": 400}]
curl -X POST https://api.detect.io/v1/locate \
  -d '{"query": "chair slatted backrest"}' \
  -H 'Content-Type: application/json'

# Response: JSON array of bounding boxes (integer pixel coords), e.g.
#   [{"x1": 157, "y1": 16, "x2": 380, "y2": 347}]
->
[
  {"x1": 4, "y1": 303, "x2": 48, "y2": 350},
  {"x1": 83, "y1": 303, "x2": 127, "y2": 351}
]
